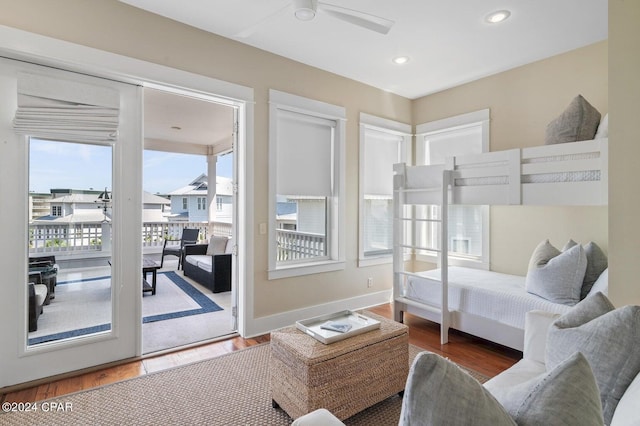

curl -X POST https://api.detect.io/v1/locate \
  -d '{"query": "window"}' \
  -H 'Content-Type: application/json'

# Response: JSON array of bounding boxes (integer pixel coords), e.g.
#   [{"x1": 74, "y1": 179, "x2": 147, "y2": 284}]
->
[
  {"x1": 268, "y1": 90, "x2": 346, "y2": 279},
  {"x1": 358, "y1": 114, "x2": 411, "y2": 266},
  {"x1": 216, "y1": 197, "x2": 223, "y2": 211},
  {"x1": 51, "y1": 205, "x2": 62, "y2": 217},
  {"x1": 415, "y1": 109, "x2": 490, "y2": 269},
  {"x1": 197, "y1": 197, "x2": 206, "y2": 210},
  {"x1": 182, "y1": 197, "x2": 187, "y2": 210}
]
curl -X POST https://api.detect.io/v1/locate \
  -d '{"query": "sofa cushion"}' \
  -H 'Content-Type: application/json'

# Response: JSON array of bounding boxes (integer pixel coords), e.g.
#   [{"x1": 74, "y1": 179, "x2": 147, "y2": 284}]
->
[
  {"x1": 545, "y1": 95, "x2": 601, "y2": 145},
  {"x1": 496, "y1": 352, "x2": 603, "y2": 426},
  {"x1": 525, "y1": 240, "x2": 587, "y2": 305},
  {"x1": 399, "y1": 352, "x2": 516, "y2": 426},
  {"x1": 34, "y1": 283, "x2": 48, "y2": 306},
  {"x1": 206, "y1": 236, "x2": 229, "y2": 256},
  {"x1": 546, "y1": 292, "x2": 640, "y2": 425},
  {"x1": 185, "y1": 255, "x2": 213, "y2": 273},
  {"x1": 610, "y1": 372, "x2": 640, "y2": 426}
]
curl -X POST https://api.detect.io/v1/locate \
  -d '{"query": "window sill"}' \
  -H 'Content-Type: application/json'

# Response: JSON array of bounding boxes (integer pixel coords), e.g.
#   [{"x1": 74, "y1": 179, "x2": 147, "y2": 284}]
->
[{"x1": 268, "y1": 260, "x2": 346, "y2": 280}]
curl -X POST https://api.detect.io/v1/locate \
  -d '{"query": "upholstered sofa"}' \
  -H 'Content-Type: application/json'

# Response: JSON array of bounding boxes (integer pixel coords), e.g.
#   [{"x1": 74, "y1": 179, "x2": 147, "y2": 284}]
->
[
  {"x1": 293, "y1": 293, "x2": 640, "y2": 426},
  {"x1": 183, "y1": 236, "x2": 232, "y2": 293},
  {"x1": 27, "y1": 282, "x2": 48, "y2": 332}
]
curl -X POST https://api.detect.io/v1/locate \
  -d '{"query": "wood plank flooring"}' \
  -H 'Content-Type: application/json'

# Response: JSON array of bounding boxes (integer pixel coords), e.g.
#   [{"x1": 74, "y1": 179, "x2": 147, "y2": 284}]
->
[{"x1": 1, "y1": 303, "x2": 521, "y2": 404}]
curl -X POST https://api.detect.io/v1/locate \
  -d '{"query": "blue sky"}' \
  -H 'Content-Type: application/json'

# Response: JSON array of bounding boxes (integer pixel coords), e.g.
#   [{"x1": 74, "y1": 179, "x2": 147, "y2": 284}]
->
[{"x1": 29, "y1": 139, "x2": 233, "y2": 194}]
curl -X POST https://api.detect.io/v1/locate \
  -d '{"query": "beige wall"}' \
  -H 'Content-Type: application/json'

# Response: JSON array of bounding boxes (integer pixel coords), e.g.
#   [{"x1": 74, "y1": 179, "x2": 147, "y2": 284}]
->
[
  {"x1": 0, "y1": 0, "x2": 412, "y2": 319},
  {"x1": 412, "y1": 42, "x2": 609, "y2": 276},
  {"x1": 609, "y1": 0, "x2": 640, "y2": 306},
  {"x1": 1, "y1": 0, "x2": 637, "y2": 315}
]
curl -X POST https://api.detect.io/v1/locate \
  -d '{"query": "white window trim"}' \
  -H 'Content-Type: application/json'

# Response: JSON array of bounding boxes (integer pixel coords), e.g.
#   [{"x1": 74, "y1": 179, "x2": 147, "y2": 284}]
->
[
  {"x1": 358, "y1": 113, "x2": 412, "y2": 267},
  {"x1": 415, "y1": 109, "x2": 491, "y2": 270},
  {"x1": 268, "y1": 90, "x2": 346, "y2": 279}
]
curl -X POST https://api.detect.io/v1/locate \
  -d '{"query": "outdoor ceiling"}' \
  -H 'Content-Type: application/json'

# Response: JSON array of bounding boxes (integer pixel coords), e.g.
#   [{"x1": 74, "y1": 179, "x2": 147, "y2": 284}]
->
[{"x1": 143, "y1": 88, "x2": 234, "y2": 154}]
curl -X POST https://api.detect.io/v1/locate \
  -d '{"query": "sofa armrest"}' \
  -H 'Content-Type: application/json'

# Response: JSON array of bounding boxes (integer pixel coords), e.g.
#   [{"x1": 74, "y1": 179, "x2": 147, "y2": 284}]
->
[
  {"x1": 523, "y1": 310, "x2": 561, "y2": 364},
  {"x1": 184, "y1": 243, "x2": 208, "y2": 256}
]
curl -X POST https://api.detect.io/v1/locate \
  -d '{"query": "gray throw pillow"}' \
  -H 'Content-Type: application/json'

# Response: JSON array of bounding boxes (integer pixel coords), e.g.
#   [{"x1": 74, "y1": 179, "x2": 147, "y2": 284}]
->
[
  {"x1": 494, "y1": 352, "x2": 603, "y2": 426},
  {"x1": 525, "y1": 240, "x2": 587, "y2": 305},
  {"x1": 206, "y1": 235, "x2": 228, "y2": 255},
  {"x1": 546, "y1": 293, "x2": 640, "y2": 425},
  {"x1": 582, "y1": 241, "x2": 608, "y2": 300},
  {"x1": 545, "y1": 95, "x2": 601, "y2": 145},
  {"x1": 399, "y1": 352, "x2": 516, "y2": 426}
]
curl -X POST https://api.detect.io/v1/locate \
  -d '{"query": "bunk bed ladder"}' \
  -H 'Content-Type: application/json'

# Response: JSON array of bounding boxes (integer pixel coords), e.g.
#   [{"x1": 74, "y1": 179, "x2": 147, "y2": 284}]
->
[
  {"x1": 439, "y1": 169, "x2": 452, "y2": 345},
  {"x1": 392, "y1": 163, "x2": 453, "y2": 345}
]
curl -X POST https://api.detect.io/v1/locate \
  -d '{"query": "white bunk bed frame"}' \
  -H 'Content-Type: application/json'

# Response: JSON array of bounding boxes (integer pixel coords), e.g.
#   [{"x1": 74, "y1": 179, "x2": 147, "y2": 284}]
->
[{"x1": 392, "y1": 138, "x2": 608, "y2": 348}]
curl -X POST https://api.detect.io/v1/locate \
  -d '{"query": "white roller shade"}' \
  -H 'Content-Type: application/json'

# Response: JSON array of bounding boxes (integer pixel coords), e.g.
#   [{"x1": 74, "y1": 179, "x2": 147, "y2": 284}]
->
[
  {"x1": 424, "y1": 124, "x2": 483, "y2": 165},
  {"x1": 14, "y1": 72, "x2": 120, "y2": 143},
  {"x1": 364, "y1": 127, "x2": 402, "y2": 196},
  {"x1": 276, "y1": 109, "x2": 334, "y2": 196}
]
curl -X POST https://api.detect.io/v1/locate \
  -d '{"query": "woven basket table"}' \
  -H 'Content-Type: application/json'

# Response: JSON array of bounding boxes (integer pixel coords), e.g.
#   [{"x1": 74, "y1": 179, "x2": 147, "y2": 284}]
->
[{"x1": 269, "y1": 311, "x2": 409, "y2": 421}]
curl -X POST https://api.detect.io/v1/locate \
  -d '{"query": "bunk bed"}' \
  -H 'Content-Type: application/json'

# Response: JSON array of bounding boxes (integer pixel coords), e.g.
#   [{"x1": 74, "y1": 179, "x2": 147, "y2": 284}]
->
[{"x1": 392, "y1": 137, "x2": 608, "y2": 351}]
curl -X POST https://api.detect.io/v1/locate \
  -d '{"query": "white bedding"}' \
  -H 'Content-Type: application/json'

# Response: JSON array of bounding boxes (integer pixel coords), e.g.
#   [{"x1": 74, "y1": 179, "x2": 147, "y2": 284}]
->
[{"x1": 403, "y1": 266, "x2": 571, "y2": 330}]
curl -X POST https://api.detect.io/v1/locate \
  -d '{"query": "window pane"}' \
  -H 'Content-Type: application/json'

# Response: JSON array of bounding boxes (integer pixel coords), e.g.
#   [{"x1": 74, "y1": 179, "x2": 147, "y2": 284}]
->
[
  {"x1": 28, "y1": 138, "x2": 112, "y2": 346},
  {"x1": 364, "y1": 198, "x2": 393, "y2": 255},
  {"x1": 276, "y1": 196, "x2": 327, "y2": 263}
]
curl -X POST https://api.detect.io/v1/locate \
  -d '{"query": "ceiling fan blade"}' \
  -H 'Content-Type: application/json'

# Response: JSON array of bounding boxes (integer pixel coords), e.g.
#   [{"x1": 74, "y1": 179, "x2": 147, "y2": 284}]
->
[
  {"x1": 235, "y1": 3, "x2": 290, "y2": 38},
  {"x1": 318, "y1": 2, "x2": 394, "y2": 35}
]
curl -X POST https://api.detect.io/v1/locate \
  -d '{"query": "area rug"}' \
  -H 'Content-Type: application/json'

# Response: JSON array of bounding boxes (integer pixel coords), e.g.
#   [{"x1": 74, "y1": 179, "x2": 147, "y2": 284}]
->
[
  {"x1": 28, "y1": 272, "x2": 223, "y2": 345},
  {"x1": 0, "y1": 344, "x2": 489, "y2": 426}
]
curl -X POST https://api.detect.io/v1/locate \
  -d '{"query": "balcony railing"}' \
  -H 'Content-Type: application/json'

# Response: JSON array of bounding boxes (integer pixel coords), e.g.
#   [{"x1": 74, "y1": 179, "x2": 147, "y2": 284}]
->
[
  {"x1": 29, "y1": 221, "x2": 233, "y2": 257},
  {"x1": 276, "y1": 229, "x2": 325, "y2": 262},
  {"x1": 30, "y1": 222, "x2": 325, "y2": 263}
]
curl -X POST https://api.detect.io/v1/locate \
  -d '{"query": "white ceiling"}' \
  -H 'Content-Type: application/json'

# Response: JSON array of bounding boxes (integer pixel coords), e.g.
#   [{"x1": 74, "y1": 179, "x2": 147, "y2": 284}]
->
[
  {"x1": 122, "y1": 0, "x2": 608, "y2": 100},
  {"x1": 143, "y1": 88, "x2": 234, "y2": 151}
]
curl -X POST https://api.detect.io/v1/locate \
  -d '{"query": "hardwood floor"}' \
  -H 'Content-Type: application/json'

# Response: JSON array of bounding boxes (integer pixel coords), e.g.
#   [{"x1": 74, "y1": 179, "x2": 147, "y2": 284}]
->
[{"x1": 1, "y1": 304, "x2": 521, "y2": 404}]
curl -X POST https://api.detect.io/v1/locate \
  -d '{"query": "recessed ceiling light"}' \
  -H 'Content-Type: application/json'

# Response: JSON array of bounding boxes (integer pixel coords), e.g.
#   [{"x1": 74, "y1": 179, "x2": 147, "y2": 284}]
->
[
  {"x1": 393, "y1": 56, "x2": 410, "y2": 65},
  {"x1": 485, "y1": 10, "x2": 511, "y2": 24}
]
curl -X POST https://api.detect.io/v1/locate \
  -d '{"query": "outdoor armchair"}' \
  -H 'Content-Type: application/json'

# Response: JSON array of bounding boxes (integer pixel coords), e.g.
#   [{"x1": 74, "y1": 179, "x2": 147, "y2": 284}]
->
[{"x1": 160, "y1": 228, "x2": 200, "y2": 270}]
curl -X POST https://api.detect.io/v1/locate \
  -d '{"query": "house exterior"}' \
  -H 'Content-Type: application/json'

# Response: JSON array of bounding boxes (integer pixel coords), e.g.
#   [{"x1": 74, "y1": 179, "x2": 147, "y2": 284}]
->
[
  {"x1": 167, "y1": 174, "x2": 233, "y2": 223},
  {"x1": 0, "y1": 0, "x2": 638, "y2": 389},
  {"x1": 31, "y1": 189, "x2": 170, "y2": 224}
]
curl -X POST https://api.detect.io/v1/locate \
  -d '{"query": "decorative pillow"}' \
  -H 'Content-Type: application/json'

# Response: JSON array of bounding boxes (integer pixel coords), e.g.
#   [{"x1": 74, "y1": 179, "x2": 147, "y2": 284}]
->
[
  {"x1": 594, "y1": 113, "x2": 609, "y2": 139},
  {"x1": 545, "y1": 95, "x2": 601, "y2": 145},
  {"x1": 582, "y1": 241, "x2": 608, "y2": 300},
  {"x1": 206, "y1": 236, "x2": 228, "y2": 256},
  {"x1": 586, "y1": 269, "x2": 608, "y2": 298},
  {"x1": 492, "y1": 352, "x2": 603, "y2": 426},
  {"x1": 546, "y1": 293, "x2": 640, "y2": 425},
  {"x1": 525, "y1": 240, "x2": 587, "y2": 305},
  {"x1": 399, "y1": 352, "x2": 516, "y2": 426}
]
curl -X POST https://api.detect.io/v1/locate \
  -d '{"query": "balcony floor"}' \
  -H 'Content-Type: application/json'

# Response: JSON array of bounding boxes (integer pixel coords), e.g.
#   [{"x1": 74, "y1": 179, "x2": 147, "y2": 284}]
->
[{"x1": 28, "y1": 257, "x2": 235, "y2": 354}]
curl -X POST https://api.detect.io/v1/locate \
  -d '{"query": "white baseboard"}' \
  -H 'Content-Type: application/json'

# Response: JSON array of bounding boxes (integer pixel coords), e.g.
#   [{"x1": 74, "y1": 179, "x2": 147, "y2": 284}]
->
[{"x1": 243, "y1": 290, "x2": 392, "y2": 338}]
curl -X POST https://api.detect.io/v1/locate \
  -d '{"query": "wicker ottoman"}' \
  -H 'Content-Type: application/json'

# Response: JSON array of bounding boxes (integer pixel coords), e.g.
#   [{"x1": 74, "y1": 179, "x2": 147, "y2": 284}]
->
[{"x1": 269, "y1": 311, "x2": 409, "y2": 421}]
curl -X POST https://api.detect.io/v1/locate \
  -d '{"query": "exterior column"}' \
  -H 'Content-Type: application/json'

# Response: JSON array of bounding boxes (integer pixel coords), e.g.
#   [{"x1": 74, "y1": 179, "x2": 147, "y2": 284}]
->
[{"x1": 207, "y1": 149, "x2": 217, "y2": 231}]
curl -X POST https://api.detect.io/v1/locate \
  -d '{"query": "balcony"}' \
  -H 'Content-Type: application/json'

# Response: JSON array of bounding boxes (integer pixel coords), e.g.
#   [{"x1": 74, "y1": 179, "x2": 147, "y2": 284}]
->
[{"x1": 30, "y1": 221, "x2": 325, "y2": 264}]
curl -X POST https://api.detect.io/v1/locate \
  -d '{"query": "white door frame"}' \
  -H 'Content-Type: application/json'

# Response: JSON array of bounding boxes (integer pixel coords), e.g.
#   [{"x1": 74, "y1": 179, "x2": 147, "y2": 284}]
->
[{"x1": 0, "y1": 24, "x2": 254, "y2": 388}]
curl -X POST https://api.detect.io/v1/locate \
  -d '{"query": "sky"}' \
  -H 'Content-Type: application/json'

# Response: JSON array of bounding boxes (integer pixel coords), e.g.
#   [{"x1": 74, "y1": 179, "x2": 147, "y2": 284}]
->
[{"x1": 29, "y1": 139, "x2": 233, "y2": 194}]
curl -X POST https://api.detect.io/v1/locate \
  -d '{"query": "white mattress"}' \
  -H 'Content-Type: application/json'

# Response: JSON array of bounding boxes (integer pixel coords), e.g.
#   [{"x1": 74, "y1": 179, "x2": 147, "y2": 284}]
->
[{"x1": 403, "y1": 266, "x2": 571, "y2": 330}]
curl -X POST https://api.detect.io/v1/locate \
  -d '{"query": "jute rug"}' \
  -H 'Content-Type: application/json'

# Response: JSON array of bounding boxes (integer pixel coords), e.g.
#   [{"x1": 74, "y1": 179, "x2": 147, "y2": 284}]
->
[{"x1": 0, "y1": 344, "x2": 488, "y2": 426}]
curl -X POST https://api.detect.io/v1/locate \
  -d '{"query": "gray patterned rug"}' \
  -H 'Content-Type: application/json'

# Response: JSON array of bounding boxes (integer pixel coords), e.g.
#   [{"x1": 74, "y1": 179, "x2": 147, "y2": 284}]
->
[{"x1": 0, "y1": 344, "x2": 488, "y2": 426}]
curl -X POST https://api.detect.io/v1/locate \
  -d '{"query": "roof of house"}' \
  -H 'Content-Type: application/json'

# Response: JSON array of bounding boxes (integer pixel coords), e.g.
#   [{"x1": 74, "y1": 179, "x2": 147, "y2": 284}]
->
[{"x1": 169, "y1": 175, "x2": 233, "y2": 196}]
